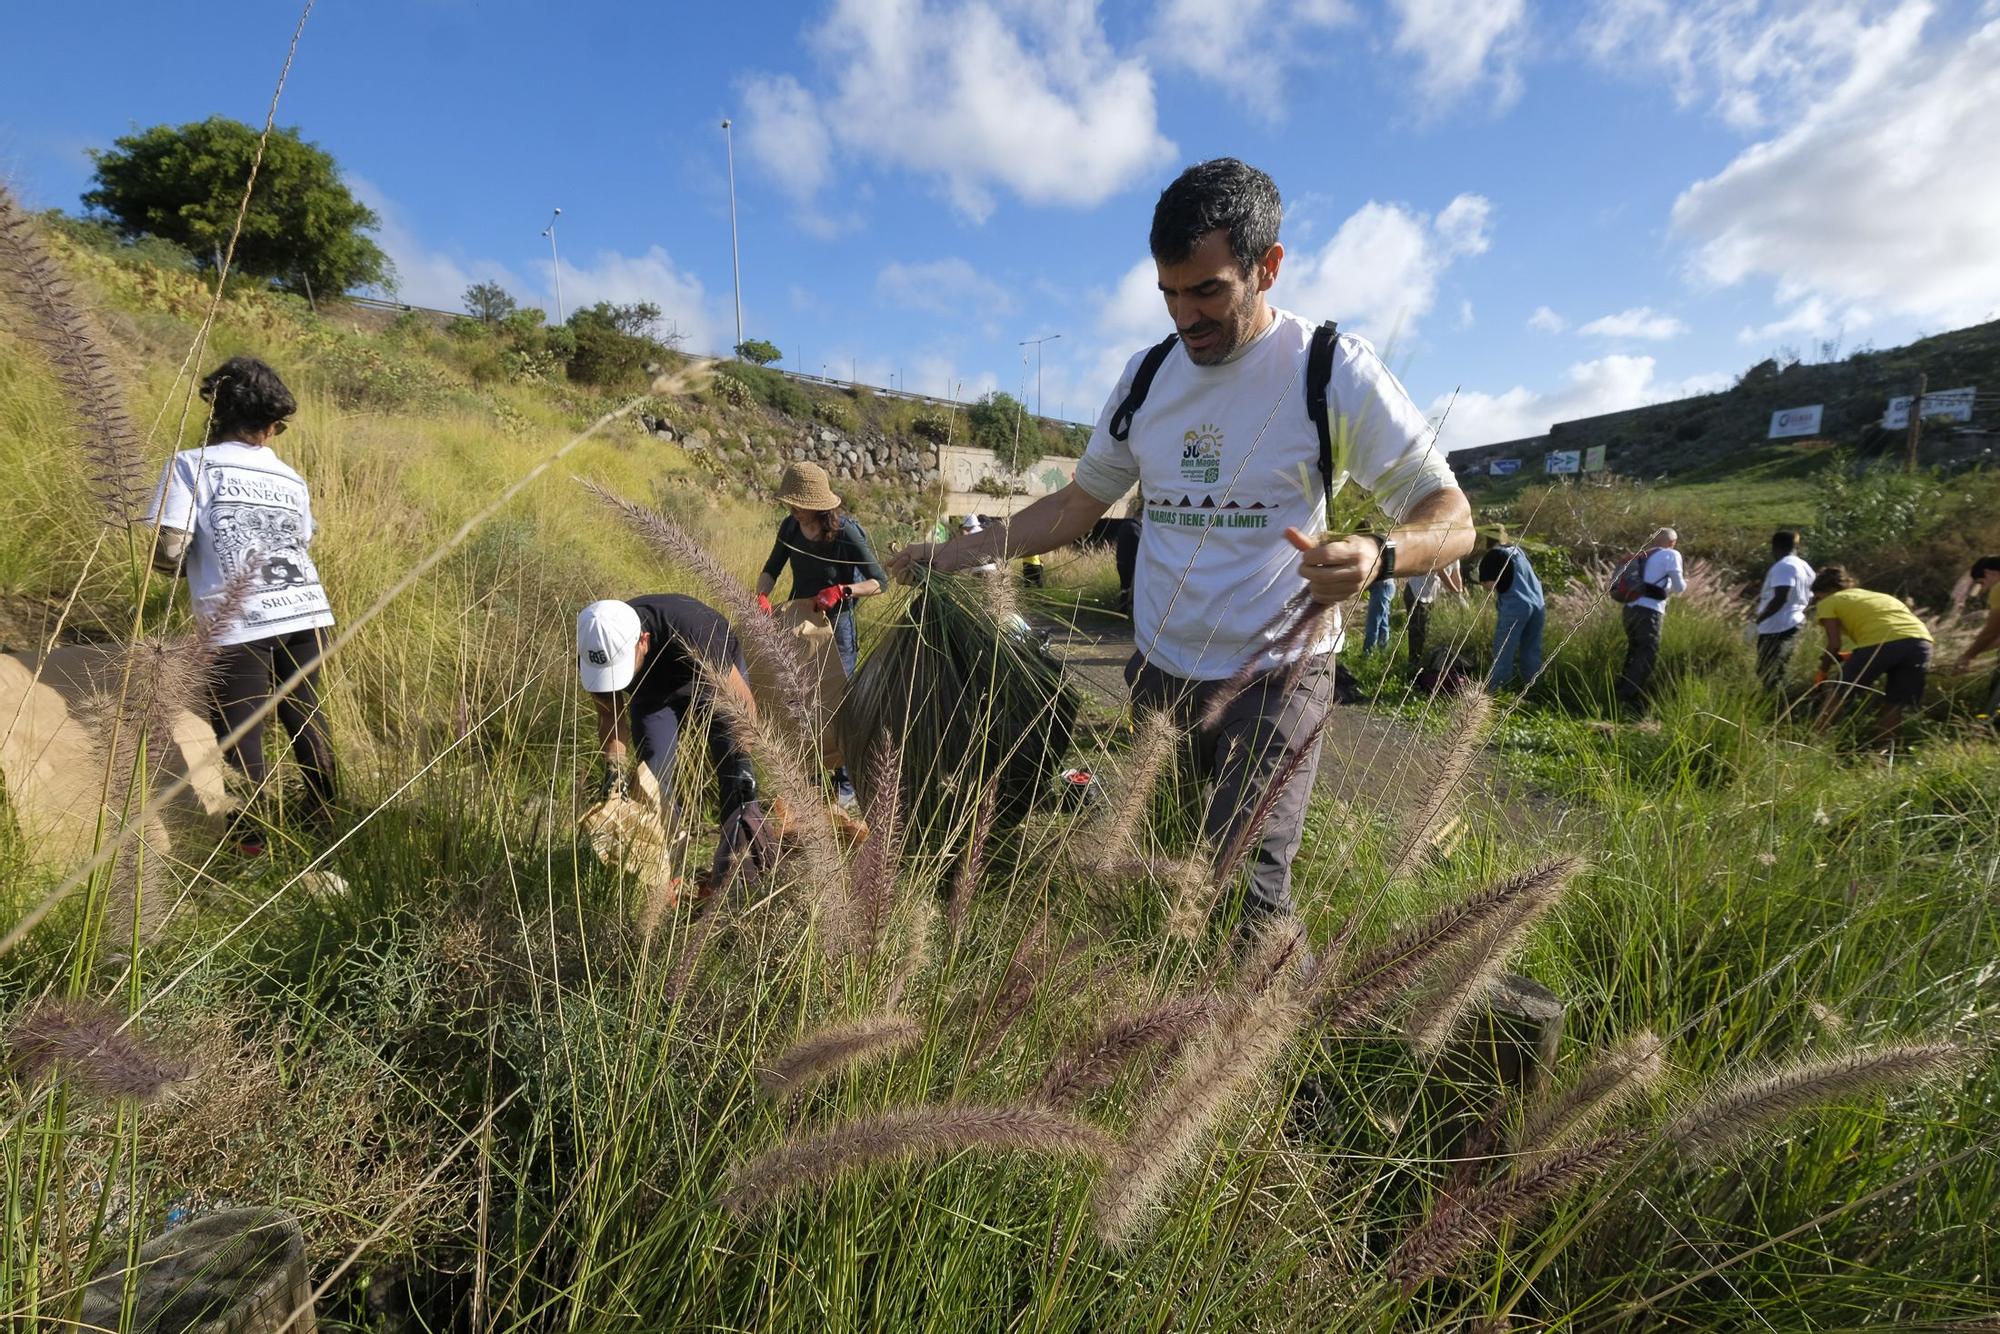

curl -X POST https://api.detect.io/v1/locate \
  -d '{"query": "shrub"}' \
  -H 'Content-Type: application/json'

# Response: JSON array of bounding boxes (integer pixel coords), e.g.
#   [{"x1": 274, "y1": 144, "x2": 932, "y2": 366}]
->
[
  {"x1": 912, "y1": 410, "x2": 951, "y2": 443},
  {"x1": 735, "y1": 338, "x2": 783, "y2": 366},
  {"x1": 564, "y1": 303, "x2": 671, "y2": 388},
  {"x1": 812, "y1": 398, "x2": 856, "y2": 432}
]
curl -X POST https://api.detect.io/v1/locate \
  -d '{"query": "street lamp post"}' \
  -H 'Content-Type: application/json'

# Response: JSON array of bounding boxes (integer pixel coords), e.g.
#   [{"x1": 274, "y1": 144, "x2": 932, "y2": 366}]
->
[
  {"x1": 720, "y1": 119, "x2": 744, "y2": 357},
  {"x1": 1019, "y1": 332, "x2": 1062, "y2": 419},
  {"x1": 542, "y1": 208, "x2": 564, "y2": 324}
]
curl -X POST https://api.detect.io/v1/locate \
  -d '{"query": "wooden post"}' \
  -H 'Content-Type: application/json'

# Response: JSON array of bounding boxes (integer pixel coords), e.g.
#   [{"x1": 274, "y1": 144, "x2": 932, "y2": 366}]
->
[
  {"x1": 80, "y1": 1207, "x2": 313, "y2": 1334},
  {"x1": 1419, "y1": 972, "x2": 1566, "y2": 1163},
  {"x1": 1906, "y1": 372, "x2": 1927, "y2": 473}
]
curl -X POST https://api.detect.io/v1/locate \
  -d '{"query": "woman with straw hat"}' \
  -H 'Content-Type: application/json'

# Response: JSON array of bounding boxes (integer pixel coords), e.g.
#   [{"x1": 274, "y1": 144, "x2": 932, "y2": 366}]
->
[{"x1": 757, "y1": 460, "x2": 888, "y2": 806}]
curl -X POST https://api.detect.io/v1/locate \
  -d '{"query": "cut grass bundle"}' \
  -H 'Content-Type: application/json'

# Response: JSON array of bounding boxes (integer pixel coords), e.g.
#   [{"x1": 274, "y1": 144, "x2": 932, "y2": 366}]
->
[{"x1": 835, "y1": 571, "x2": 1081, "y2": 842}]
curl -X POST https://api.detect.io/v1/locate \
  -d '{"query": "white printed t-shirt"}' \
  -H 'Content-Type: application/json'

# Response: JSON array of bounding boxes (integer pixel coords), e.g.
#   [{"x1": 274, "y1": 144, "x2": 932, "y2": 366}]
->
[
  {"x1": 1627, "y1": 548, "x2": 1687, "y2": 615},
  {"x1": 1757, "y1": 553, "x2": 1815, "y2": 634},
  {"x1": 146, "y1": 441, "x2": 335, "y2": 647},
  {"x1": 1074, "y1": 309, "x2": 1455, "y2": 680}
]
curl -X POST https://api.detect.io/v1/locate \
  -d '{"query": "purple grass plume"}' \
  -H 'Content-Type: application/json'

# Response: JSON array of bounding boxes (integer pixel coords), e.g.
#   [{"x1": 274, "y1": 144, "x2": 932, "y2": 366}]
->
[
  {"x1": 946, "y1": 777, "x2": 998, "y2": 941},
  {"x1": 0, "y1": 184, "x2": 144, "y2": 523},
  {"x1": 1213, "y1": 713, "x2": 1331, "y2": 887},
  {"x1": 720, "y1": 1102, "x2": 1110, "y2": 1219},
  {"x1": 1380, "y1": 689, "x2": 1493, "y2": 887},
  {"x1": 1030, "y1": 994, "x2": 1218, "y2": 1111},
  {"x1": 1513, "y1": 1030, "x2": 1665, "y2": 1157},
  {"x1": 1666, "y1": 1041, "x2": 1968, "y2": 1163},
  {"x1": 847, "y1": 738, "x2": 905, "y2": 959},
  {"x1": 759, "y1": 1013, "x2": 923, "y2": 1098},
  {"x1": 1320, "y1": 858, "x2": 1578, "y2": 1034},
  {"x1": 1399, "y1": 872, "x2": 1569, "y2": 1056},
  {"x1": 6, "y1": 999, "x2": 189, "y2": 1101},
  {"x1": 1198, "y1": 590, "x2": 1323, "y2": 732}
]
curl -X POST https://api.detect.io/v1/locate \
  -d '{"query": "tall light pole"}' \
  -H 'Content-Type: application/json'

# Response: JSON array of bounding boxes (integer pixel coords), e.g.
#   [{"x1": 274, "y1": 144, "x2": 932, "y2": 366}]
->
[
  {"x1": 1020, "y1": 332, "x2": 1062, "y2": 419},
  {"x1": 720, "y1": 119, "x2": 744, "y2": 357},
  {"x1": 542, "y1": 208, "x2": 564, "y2": 324}
]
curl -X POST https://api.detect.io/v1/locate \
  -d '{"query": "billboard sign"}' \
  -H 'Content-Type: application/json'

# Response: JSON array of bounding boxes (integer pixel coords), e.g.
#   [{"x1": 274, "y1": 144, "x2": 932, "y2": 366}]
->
[
  {"x1": 1583, "y1": 445, "x2": 1608, "y2": 473},
  {"x1": 1545, "y1": 450, "x2": 1581, "y2": 475},
  {"x1": 1488, "y1": 457, "x2": 1521, "y2": 476},
  {"x1": 1768, "y1": 405, "x2": 1824, "y2": 438},
  {"x1": 1883, "y1": 386, "x2": 1975, "y2": 429}
]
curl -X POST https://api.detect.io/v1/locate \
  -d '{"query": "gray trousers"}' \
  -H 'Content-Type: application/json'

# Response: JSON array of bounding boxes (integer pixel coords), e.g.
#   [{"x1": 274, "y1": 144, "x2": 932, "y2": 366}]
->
[{"x1": 1126, "y1": 652, "x2": 1335, "y2": 920}]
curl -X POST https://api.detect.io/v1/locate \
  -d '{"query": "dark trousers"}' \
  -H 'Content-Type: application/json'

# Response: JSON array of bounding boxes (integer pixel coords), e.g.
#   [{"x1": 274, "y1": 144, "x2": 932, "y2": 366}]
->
[
  {"x1": 1114, "y1": 519, "x2": 1140, "y2": 594},
  {"x1": 1616, "y1": 606, "x2": 1663, "y2": 706},
  {"x1": 1127, "y1": 652, "x2": 1335, "y2": 921},
  {"x1": 1756, "y1": 628, "x2": 1800, "y2": 689},
  {"x1": 1406, "y1": 595, "x2": 1432, "y2": 668},
  {"x1": 633, "y1": 696, "x2": 773, "y2": 891},
  {"x1": 209, "y1": 627, "x2": 336, "y2": 823}
]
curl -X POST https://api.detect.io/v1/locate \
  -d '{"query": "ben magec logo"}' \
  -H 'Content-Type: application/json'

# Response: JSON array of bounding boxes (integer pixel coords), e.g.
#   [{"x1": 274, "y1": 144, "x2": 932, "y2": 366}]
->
[{"x1": 1179, "y1": 424, "x2": 1223, "y2": 485}]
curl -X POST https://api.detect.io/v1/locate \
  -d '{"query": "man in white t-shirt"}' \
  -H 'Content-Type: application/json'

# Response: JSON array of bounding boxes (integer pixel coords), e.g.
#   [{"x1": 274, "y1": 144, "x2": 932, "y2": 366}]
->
[
  {"x1": 1752, "y1": 529, "x2": 1814, "y2": 689},
  {"x1": 890, "y1": 159, "x2": 1473, "y2": 924},
  {"x1": 1615, "y1": 527, "x2": 1687, "y2": 711}
]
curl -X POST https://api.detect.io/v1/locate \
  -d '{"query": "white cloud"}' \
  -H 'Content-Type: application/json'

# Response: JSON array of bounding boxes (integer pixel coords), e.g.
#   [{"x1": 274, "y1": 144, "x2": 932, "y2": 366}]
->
[
  {"x1": 1388, "y1": 0, "x2": 1528, "y2": 108},
  {"x1": 1527, "y1": 305, "x2": 1567, "y2": 333},
  {"x1": 1457, "y1": 299, "x2": 1475, "y2": 330},
  {"x1": 1282, "y1": 192, "x2": 1493, "y2": 345},
  {"x1": 741, "y1": 0, "x2": 1175, "y2": 223},
  {"x1": 347, "y1": 176, "x2": 528, "y2": 313},
  {"x1": 1585, "y1": 0, "x2": 1924, "y2": 129},
  {"x1": 1736, "y1": 295, "x2": 1871, "y2": 345},
  {"x1": 875, "y1": 257, "x2": 1014, "y2": 321},
  {"x1": 1435, "y1": 355, "x2": 1731, "y2": 450},
  {"x1": 1671, "y1": 10, "x2": 2000, "y2": 329},
  {"x1": 542, "y1": 248, "x2": 722, "y2": 355},
  {"x1": 1143, "y1": 0, "x2": 1357, "y2": 117},
  {"x1": 1577, "y1": 306, "x2": 1689, "y2": 340}
]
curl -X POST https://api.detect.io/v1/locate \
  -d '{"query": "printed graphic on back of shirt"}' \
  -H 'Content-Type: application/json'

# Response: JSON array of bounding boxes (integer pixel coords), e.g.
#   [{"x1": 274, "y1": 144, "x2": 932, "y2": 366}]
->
[{"x1": 207, "y1": 469, "x2": 326, "y2": 629}]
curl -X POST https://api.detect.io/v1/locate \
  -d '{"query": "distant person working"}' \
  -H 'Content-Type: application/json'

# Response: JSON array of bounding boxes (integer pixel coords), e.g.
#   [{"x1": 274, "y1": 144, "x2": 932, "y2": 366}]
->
[
  {"x1": 577, "y1": 595, "x2": 774, "y2": 896},
  {"x1": 145, "y1": 355, "x2": 337, "y2": 854},
  {"x1": 890, "y1": 158, "x2": 1474, "y2": 928},
  {"x1": 1753, "y1": 529, "x2": 1815, "y2": 690},
  {"x1": 1405, "y1": 561, "x2": 1463, "y2": 669},
  {"x1": 1809, "y1": 567, "x2": 1933, "y2": 745},
  {"x1": 1949, "y1": 555, "x2": 2000, "y2": 724},
  {"x1": 1615, "y1": 528, "x2": 1686, "y2": 711},
  {"x1": 1477, "y1": 527, "x2": 1544, "y2": 692}
]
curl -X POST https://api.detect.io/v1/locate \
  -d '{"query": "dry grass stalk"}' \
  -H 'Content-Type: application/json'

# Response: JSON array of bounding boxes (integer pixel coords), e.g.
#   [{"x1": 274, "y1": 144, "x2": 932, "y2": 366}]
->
[
  {"x1": 584, "y1": 481, "x2": 819, "y2": 737},
  {"x1": 971, "y1": 913, "x2": 1053, "y2": 1065},
  {"x1": 1321, "y1": 858, "x2": 1578, "y2": 1033},
  {"x1": 6, "y1": 999, "x2": 189, "y2": 1100},
  {"x1": 0, "y1": 184, "x2": 144, "y2": 521},
  {"x1": 1666, "y1": 1041, "x2": 1968, "y2": 1163},
  {"x1": 1091, "y1": 938, "x2": 1314, "y2": 1247},
  {"x1": 883, "y1": 885, "x2": 937, "y2": 1012},
  {"x1": 759, "y1": 1013, "x2": 923, "y2": 1098},
  {"x1": 1030, "y1": 994, "x2": 1218, "y2": 1110},
  {"x1": 847, "y1": 738, "x2": 904, "y2": 958},
  {"x1": 1198, "y1": 590, "x2": 1322, "y2": 732},
  {"x1": 1380, "y1": 690, "x2": 1493, "y2": 887},
  {"x1": 946, "y1": 777, "x2": 998, "y2": 940},
  {"x1": 1091, "y1": 710, "x2": 1180, "y2": 864},
  {"x1": 1399, "y1": 874, "x2": 1569, "y2": 1056},
  {"x1": 1387, "y1": 1130, "x2": 1641, "y2": 1291},
  {"x1": 1513, "y1": 1031, "x2": 1665, "y2": 1156},
  {"x1": 720, "y1": 1102, "x2": 1109, "y2": 1218},
  {"x1": 661, "y1": 891, "x2": 725, "y2": 1006}
]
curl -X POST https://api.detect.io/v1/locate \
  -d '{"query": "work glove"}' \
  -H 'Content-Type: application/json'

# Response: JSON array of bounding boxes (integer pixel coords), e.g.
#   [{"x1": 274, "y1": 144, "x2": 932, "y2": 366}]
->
[
  {"x1": 595, "y1": 763, "x2": 631, "y2": 804},
  {"x1": 813, "y1": 585, "x2": 848, "y2": 614},
  {"x1": 756, "y1": 592, "x2": 774, "y2": 616}
]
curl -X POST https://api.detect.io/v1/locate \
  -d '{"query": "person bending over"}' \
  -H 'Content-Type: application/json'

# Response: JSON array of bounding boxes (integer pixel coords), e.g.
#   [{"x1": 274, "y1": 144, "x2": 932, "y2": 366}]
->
[
  {"x1": 1948, "y1": 555, "x2": 2000, "y2": 724},
  {"x1": 1809, "y1": 566, "x2": 1933, "y2": 745}
]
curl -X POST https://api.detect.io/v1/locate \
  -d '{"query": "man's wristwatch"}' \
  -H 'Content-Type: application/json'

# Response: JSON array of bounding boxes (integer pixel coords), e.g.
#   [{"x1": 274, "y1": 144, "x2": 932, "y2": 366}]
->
[{"x1": 1367, "y1": 533, "x2": 1398, "y2": 585}]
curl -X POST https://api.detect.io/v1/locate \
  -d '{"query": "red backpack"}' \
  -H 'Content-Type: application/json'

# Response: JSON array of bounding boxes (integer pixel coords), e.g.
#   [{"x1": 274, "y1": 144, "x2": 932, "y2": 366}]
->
[{"x1": 1609, "y1": 547, "x2": 1660, "y2": 603}]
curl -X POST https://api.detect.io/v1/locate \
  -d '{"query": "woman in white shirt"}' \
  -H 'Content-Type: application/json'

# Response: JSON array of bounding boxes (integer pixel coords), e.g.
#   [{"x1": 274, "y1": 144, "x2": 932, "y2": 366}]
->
[{"x1": 146, "y1": 357, "x2": 337, "y2": 853}]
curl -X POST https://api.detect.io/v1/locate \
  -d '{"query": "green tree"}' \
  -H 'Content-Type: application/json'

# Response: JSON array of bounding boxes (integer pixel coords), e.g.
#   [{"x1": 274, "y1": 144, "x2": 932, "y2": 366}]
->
[
  {"x1": 564, "y1": 302, "x2": 670, "y2": 387},
  {"x1": 966, "y1": 391, "x2": 1033, "y2": 470},
  {"x1": 735, "y1": 338, "x2": 783, "y2": 366},
  {"x1": 83, "y1": 116, "x2": 392, "y2": 296},
  {"x1": 464, "y1": 281, "x2": 517, "y2": 323}
]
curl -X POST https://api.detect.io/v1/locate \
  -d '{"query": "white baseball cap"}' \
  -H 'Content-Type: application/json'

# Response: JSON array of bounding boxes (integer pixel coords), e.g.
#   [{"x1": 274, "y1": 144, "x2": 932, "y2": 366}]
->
[{"x1": 577, "y1": 600, "x2": 643, "y2": 693}]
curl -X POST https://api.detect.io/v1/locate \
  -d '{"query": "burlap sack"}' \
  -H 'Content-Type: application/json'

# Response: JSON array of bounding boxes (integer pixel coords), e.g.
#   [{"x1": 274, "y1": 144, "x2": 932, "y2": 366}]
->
[
  {"x1": 576, "y1": 762, "x2": 680, "y2": 907},
  {"x1": 745, "y1": 602, "x2": 850, "y2": 770}
]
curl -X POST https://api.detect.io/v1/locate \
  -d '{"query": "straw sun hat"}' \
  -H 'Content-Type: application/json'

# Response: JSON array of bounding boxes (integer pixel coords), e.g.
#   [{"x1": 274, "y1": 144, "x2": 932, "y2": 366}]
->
[{"x1": 776, "y1": 461, "x2": 841, "y2": 511}]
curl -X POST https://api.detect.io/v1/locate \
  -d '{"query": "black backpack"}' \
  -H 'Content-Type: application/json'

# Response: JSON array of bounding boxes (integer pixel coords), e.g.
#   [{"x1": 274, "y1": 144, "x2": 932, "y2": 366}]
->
[{"x1": 1106, "y1": 319, "x2": 1344, "y2": 504}]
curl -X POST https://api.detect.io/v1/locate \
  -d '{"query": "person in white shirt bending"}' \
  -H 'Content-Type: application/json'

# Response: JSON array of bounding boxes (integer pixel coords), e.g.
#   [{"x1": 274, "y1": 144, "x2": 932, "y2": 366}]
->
[
  {"x1": 890, "y1": 158, "x2": 1474, "y2": 928},
  {"x1": 1615, "y1": 527, "x2": 1687, "y2": 712},
  {"x1": 1752, "y1": 529, "x2": 1814, "y2": 690},
  {"x1": 146, "y1": 357, "x2": 337, "y2": 853}
]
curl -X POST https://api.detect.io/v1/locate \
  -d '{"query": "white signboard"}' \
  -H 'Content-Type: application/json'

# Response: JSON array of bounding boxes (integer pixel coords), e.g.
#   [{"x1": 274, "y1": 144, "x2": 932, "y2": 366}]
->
[
  {"x1": 1583, "y1": 445, "x2": 1607, "y2": 473},
  {"x1": 1545, "y1": 450, "x2": 1581, "y2": 475},
  {"x1": 1883, "y1": 386, "x2": 1976, "y2": 429},
  {"x1": 1488, "y1": 457, "x2": 1521, "y2": 476},
  {"x1": 1768, "y1": 405, "x2": 1824, "y2": 438}
]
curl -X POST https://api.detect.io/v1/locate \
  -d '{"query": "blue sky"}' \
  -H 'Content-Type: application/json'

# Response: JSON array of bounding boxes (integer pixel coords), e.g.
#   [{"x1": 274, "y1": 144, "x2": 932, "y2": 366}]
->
[{"x1": 3, "y1": 0, "x2": 1996, "y2": 449}]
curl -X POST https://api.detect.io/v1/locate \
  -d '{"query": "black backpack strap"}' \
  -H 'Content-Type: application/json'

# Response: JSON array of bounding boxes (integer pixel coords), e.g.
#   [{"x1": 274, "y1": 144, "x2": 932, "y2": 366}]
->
[
  {"x1": 1107, "y1": 333, "x2": 1180, "y2": 442},
  {"x1": 1305, "y1": 319, "x2": 1341, "y2": 503}
]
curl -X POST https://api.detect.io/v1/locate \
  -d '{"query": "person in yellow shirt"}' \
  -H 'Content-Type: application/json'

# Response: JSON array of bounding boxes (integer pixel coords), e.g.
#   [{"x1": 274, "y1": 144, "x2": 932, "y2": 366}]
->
[
  {"x1": 1810, "y1": 566, "x2": 1933, "y2": 742},
  {"x1": 1948, "y1": 555, "x2": 2000, "y2": 724}
]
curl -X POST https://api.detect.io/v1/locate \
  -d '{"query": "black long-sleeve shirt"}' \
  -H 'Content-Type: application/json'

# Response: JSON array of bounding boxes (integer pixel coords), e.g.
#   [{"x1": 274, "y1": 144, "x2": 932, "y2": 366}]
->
[{"x1": 761, "y1": 515, "x2": 889, "y2": 601}]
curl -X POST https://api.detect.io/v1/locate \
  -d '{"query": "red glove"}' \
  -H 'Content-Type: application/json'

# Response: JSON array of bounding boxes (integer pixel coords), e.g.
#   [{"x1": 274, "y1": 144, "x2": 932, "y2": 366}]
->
[
  {"x1": 813, "y1": 585, "x2": 847, "y2": 614},
  {"x1": 756, "y1": 593, "x2": 774, "y2": 616}
]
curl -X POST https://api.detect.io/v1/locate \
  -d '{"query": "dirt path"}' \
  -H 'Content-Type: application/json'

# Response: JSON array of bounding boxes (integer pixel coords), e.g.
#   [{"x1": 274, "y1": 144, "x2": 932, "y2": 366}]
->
[{"x1": 1040, "y1": 604, "x2": 1526, "y2": 826}]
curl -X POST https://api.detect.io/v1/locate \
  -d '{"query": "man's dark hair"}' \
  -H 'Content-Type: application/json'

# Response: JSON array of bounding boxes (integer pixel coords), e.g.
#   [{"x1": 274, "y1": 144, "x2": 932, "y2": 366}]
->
[
  {"x1": 1149, "y1": 159, "x2": 1282, "y2": 274},
  {"x1": 200, "y1": 355, "x2": 296, "y2": 440},
  {"x1": 1971, "y1": 555, "x2": 2000, "y2": 579},
  {"x1": 1812, "y1": 565, "x2": 1857, "y2": 596},
  {"x1": 1772, "y1": 529, "x2": 1801, "y2": 555}
]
